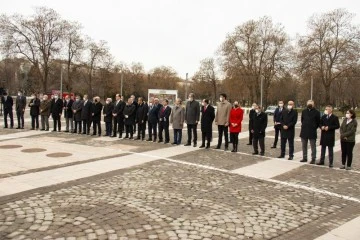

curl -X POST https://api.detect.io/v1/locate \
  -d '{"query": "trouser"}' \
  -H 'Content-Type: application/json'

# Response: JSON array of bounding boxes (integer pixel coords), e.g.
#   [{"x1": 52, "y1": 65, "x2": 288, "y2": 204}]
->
[
  {"x1": 53, "y1": 117, "x2": 61, "y2": 131},
  {"x1": 82, "y1": 119, "x2": 91, "y2": 134},
  {"x1": 230, "y1": 132, "x2": 239, "y2": 148},
  {"x1": 186, "y1": 124, "x2": 198, "y2": 144},
  {"x1": 4, "y1": 109, "x2": 14, "y2": 127},
  {"x1": 125, "y1": 124, "x2": 133, "y2": 137},
  {"x1": 113, "y1": 117, "x2": 124, "y2": 137},
  {"x1": 249, "y1": 126, "x2": 253, "y2": 144},
  {"x1": 31, "y1": 115, "x2": 39, "y2": 129},
  {"x1": 320, "y1": 145, "x2": 334, "y2": 165},
  {"x1": 137, "y1": 122, "x2": 146, "y2": 139},
  {"x1": 159, "y1": 121, "x2": 169, "y2": 142},
  {"x1": 148, "y1": 121, "x2": 158, "y2": 140},
  {"x1": 253, "y1": 137, "x2": 265, "y2": 153},
  {"x1": 93, "y1": 119, "x2": 101, "y2": 135},
  {"x1": 280, "y1": 137, "x2": 294, "y2": 157},
  {"x1": 41, "y1": 115, "x2": 49, "y2": 130},
  {"x1": 217, "y1": 125, "x2": 229, "y2": 148},
  {"x1": 201, "y1": 131, "x2": 212, "y2": 146},
  {"x1": 301, "y1": 138, "x2": 316, "y2": 160},
  {"x1": 74, "y1": 121, "x2": 82, "y2": 133},
  {"x1": 65, "y1": 117, "x2": 73, "y2": 131},
  {"x1": 273, "y1": 125, "x2": 281, "y2": 147},
  {"x1": 105, "y1": 121, "x2": 112, "y2": 136},
  {"x1": 133, "y1": 123, "x2": 137, "y2": 133},
  {"x1": 174, "y1": 129, "x2": 182, "y2": 144},
  {"x1": 16, "y1": 110, "x2": 24, "y2": 128},
  {"x1": 341, "y1": 141, "x2": 355, "y2": 167}
]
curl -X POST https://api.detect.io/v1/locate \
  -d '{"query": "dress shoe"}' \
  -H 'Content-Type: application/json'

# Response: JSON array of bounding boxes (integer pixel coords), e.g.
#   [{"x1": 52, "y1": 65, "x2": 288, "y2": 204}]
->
[
  {"x1": 199, "y1": 145, "x2": 205, "y2": 148},
  {"x1": 246, "y1": 143, "x2": 252, "y2": 145},
  {"x1": 193, "y1": 144, "x2": 197, "y2": 147},
  {"x1": 16, "y1": 127, "x2": 21, "y2": 129},
  {"x1": 300, "y1": 159, "x2": 307, "y2": 163},
  {"x1": 21, "y1": 127, "x2": 24, "y2": 129},
  {"x1": 146, "y1": 138, "x2": 152, "y2": 141},
  {"x1": 64, "y1": 130, "x2": 69, "y2": 133},
  {"x1": 4, "y1": 126, "x2": 8, "y2": 129},
  {"x1": 329, "y1": 164, "x2": 334, "y2": 168},
  {"x1": 316, "y1": 161, "x2": 325, "y2": 165},
  {"x1": 184, "y1": 143, "x2": 191, "y2": 146},
  {"x1": 278, "y1": 155, "x2": 285, "y2": 158},
  {"x1": 91, "y1": 133, "x2": 96, "y2": 136},
  {"x1": 205, "y1": 145, "x2": 210, "y2": 149},
  {"x1": 158, "y1": 140, "x2": 163, "y2": 143},
  {"x1": 52, "y1": 130, "x2": 57, "y2": 132},
  {"x1": 30, "y1": 128, "x2": 35, "y2": 130},
  {"x1": 129, "y1": 136, "x2": 133, "y2": 140},
  {"x1": 288, "y1": 157, "x2": 293, "y2": 160},
  {"x1": 40, "y1": 129, "x2": 45, "y2": 131},
  {"x1": 164, "y1": 141, "x2": 169, "y2": 144},
  {"x1": 224, "y1": 147, "x2": 228, "y2": 151},
  {"x1": 252, "y1": 152, "x2": 259, "y2": 155},
  {"x1": 215, "y1": 146, "x2": 221, "y2": 149},
  {"x1": 260, "y1": 152, "x2": 265, "y2": 156},
  {"x1": 271, "y1": 146, "x2": 276, "y2": 149},
  {"x1": 340, "y1": 165, "x2": 346, "y2": 169},
  {"x1": 152, "y1": 139, "x2": 156, "y2": 142},
  {"x1": 346, "y1": 166, "x2": 352, "y2": 170},
  {"x1": 171, "y1": 142, "x2": 177, "y2": 145},
  {"x1": 309, "y1": 159, "x2": 315, "y2": 164},
  {"x1": 231, "y1": 149, "x2": 236, "y2": 152},
  {"x1": 134, "y1": 137, "x2": 140, "y2": 140}
]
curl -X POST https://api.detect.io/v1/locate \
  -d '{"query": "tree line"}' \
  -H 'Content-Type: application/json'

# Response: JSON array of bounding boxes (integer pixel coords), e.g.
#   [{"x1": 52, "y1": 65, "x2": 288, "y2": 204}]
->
[{"x1": 1, "y1": 7, "x2": 360, "y2": 109}]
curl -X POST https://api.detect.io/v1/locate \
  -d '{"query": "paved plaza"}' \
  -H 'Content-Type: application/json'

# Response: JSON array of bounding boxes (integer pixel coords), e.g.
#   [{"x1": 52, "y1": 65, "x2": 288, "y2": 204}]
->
[{"x1": 0, "y1": 112, "x2": 360, "y2": 240}]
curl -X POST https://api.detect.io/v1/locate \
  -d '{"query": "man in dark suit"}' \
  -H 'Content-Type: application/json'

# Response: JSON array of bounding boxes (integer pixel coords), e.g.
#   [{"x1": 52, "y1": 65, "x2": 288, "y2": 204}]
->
[
  {"x1": 185, "y1": 93, "x2": 200, "y2": 147},
  {"x1": 318, "y1": 105, "x2": 340, "y2": 167},
  {"x1": 199, "y1": 99, "x2": 215, "y2": 149},
  {"x1": 300, "y1": 100, "x2": 321, "y2": 164},
  {"x1": 147, "y1": 97, "x2": 162, "y2": 142},
  {"x1": 271, "y1": 100, "x2": 284, "y2": 148},
  {"x1": 247, "y1": 103, "x2": 257, "y2": 145},
  {"x1": 135, "y1": 97, "x2": 148, "y2": 140},
  {"x1": 91, "y1": 96, "x2": 103, "y2": 136},
  {"x1": 278, "y1": 100, "x2": 298, "y2": 160},
  {"x1": 16, "y1": 90, "x2": 26, "y2": 129},
  {"x1": 63, "y1": 95, "x2": 74, "y2": 132},
  {"x1": 123, "y1": 98, "x2": 136, "y2": 139},
  {"x1": 103, "y1": 98, "x2": 114, "y2": 136},
  {"x1": 131, "y1": 94, "x2": 138, "y2": 134},
  {"x1": 112, "y1": 94, "x2": 126, "y2": 138},
  {"x1": 252, "y1": 105, "x2": 268, "y2": 156},
  {"x1": 81, "y1": 94, "x2": 92, "y2": 135},
  {"x1": 72, "y1": 95, "x2": 83, "y2": 134},
  {"x1": 28, "y1": 93, "x2": 40, "y2": 130},
  {"x1": 50, "y1": 94, "x2": 63, "y2": 132},
  {"x1": 158, "y1": 99, "x2": 172, "y2": 143},
  {"x1": 1, "y1": 92, "x2": 14, "y2": 128}
]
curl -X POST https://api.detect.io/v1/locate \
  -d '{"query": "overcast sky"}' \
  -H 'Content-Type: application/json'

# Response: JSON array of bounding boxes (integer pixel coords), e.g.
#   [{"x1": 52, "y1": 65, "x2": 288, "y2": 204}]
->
[{"x1": 2, "y1": 0, "x2": 360, "y2": 78}]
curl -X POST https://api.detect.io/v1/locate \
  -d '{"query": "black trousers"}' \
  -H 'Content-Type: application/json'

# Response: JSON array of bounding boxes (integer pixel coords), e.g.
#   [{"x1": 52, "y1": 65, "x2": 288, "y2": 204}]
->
[
  {"x1": 4, "y1": 109, "x2": 14, "y2": 127},
  {"x1": 201, "y1": 131, "x2": 212, "y2": 146},
  {"x1": 82, "y1": 119, "x2": 91, "y2": 134},
  {"x1": 137, "y1": 122, "x2": 146, "y2": 139},
  {"x1": 217, "y1": 125, "x2": 229, "y2": 148},
  {"x1": 230, "y1": 133, "x2": 239, "y2": 146},
  {"x1": 273, "y1": 125, "x2": 281, "y2": 147},
  {"x1": 253, "y1": 137, "x2": 265, "y2": 154},
  {"x1": 341, "y1": 141, "x2": 355, "y2": 167},
  {"x1": 16, "y1": 110, "x2": 24, "y2": 128},
  {"x1": 74, "y1": 121, "x2": 82, "y2": 133},
  {"x1": 187, "y1": 124, "x2": 198, "y2": 144},
  {"x1": 92, "y1": 119, "x2": 101, "y2": 135},
  {"x1": 280, "y1": 137, "x2": 294, "y2": 157},
  {"x1": 31, "y1": 115, "x2": 39, "y2": 129},
  {"x1": 320, "y1": 145, "x2": 334, "y2": 164},
  {"x1": 125, "y1": 124, "x2": 133, "y2": 137},
  {"x1": 249, "y1": 127, "x2": 253, "y2": 144},
  {"x1": 159, "y1": 121, "x2": 170, "y2": 142},
  {"x1": 148, "y1": 121, "x2": 158, "y2": 140},
  {"x1": 113, "y1": 117, "x2": 124, "y2": 136},
  {"x1": 105, "y1": 121, "x2": 112, "y2": 136},
  {"x1": 53, "y1": 117, "x2": 61, "y2": 131}
]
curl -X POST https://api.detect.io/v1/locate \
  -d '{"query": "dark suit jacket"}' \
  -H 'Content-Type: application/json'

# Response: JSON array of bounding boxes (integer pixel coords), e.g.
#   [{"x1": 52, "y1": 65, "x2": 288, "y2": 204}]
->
[
  {"x1": 113, "y1": 100, "x2": 126, "y2": 120},
  {"x1": 72, "y1": 100, "x2": 83, "y2": 121},
  {"x1": 252, "y1": 112, "x2": 268, "y2": 138},
  {"x1": 280, "y1": 108, "x2": 298, "y2": 139},
  {"x1": 50, "y1": 99, "x2": 63, "y2": 119},
  {"x1": 185, "y1": 100, "x2": 200, "y2": 124},
  {"x1": 123, "y1": 104, "x2": 136, "y2": 125},
  {"x1": 103, "y1": 103, "x2": 114, "y2": 122},
  {"x1": 136, "y1": 103, "x2": 148, "y2": 123},
  {"x1": 249, "y1": 109, "x2": 256, "y2": 129},
  {"x1": 16, "y1": 96, "x2": 26, "y2": 112},
  {"x1": 300, "y1": 108, "x2": 320, "y2": 139},
  {"x1": 148, "y1": 104, "x2": 162, "y2": 124},
  {"x1": 158, "y1": 105, "x2": 171, "y2": 124},
  {"x1": 201, "y1": 105, "x2": 215, "y2": 133},
  {"x1": 320, "y1": 114, "x2": 340, "y2": 147},
  {"x1": 81, "y1": 100, "x2": 93, "y2": 121},
  {"x1": 63, "y1": 99, "x2": 74, "y2": 118},
  {"x1": 273, "y1": 107, "x2": 284, "y2": 123},
  {"x1": 29, "y1": 98, "x2": 40, "y2": 116},
  {"x1": 92, "y1": 102, "x2": 103, "y2": 121},
  {"x1": 1, "y1": 95, "x2": 13, "y2": 111}
]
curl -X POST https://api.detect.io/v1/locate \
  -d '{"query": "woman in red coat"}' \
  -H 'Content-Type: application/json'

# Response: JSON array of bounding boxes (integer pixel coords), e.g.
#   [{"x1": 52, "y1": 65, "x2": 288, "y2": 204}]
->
[{"x1": 229, "y1": 101, "x2": 244, "y2": 152}]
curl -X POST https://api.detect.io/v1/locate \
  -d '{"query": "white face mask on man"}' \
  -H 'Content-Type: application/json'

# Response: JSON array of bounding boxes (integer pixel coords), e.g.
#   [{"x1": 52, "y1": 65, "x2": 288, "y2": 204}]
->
[
  {"x1": 219, "y1": 97, "x2": 224, "y2": 102},
  {"x1": 279, "y1": 104, "x2": 284, "y2": 107},
  {"x1": 287, "y1": 105, "x2": 293, "y2": 110},
  {"x1": 346, "y1": 113, "x2": 351, "y2": 119},
  {"x1": 324, "y1": 110, "x2": 328, "y2": 115}
]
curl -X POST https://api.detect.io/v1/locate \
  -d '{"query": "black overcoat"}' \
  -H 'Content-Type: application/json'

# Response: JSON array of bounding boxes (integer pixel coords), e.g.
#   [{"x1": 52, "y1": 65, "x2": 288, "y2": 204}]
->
[{"x1": 320, "y1": 114, "x2": 340, "y2": 147}]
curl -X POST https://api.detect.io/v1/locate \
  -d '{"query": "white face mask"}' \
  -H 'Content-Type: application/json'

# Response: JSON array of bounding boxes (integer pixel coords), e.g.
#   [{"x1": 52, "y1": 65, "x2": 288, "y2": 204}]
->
[
  {"x1": 54, "y1": 96, "x2": 58, "y2": 99},
  {"x1": 18, "y1": 93, "x2": 21, "y2": 96},
  {"x1": 255, "y1": 109, "x2": 260, "y2": 113},
  {"x1": 324, "y1": 110, "x2": 328, "y2": 115},
  {"x1": 287, "y1": 105, "x2": 293, "y2": 110},
  {"x1": 31, "y1": 96, "x2": 35, "y2": 99},
  {"x1": 251, "y1": 105, "x2": 256, "y2": 109},
  {"x1": 188, "y1": 97, "x2": 193, "y2": 102},
  {"x1": 149, "y1": 103, "x2": 153, "y2": 106},
  {"x1": 202, "y1": 102, "x2": 205, "y2": 106},
  {"x1": 279, "y1": 104, "x2": 284, "y2": 107},
  {"x1": 219, "y1": 97, "x2": 224, "y2": 102},
  {"x1": 43, "y1": 97, "x2": 46, "y2": 101},
  {"x1": 346, "y1": 113, "x2": 351, "y2": 119},
  {"x1": 106, "y1": 101, "x2": 110, "y2": 104}
]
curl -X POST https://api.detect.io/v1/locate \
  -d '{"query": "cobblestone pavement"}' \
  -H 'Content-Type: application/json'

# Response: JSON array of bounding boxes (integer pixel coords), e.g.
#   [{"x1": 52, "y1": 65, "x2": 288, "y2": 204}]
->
[
  {"x1": 1, "y1": 114, "x2": 360, "y2": 240},
  {"x1": 1, "y1": 161, "x2": 359, "y2": 240}
]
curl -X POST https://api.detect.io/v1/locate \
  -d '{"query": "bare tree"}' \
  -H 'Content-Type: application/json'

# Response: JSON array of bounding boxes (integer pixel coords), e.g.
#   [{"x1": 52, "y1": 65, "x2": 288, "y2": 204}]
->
[
  {"x1": 297, "y1": 9, "x2": 360, "y2": 104},
  {"x1": 0, "y1": 7, "x2": 66, "y2": 92}
]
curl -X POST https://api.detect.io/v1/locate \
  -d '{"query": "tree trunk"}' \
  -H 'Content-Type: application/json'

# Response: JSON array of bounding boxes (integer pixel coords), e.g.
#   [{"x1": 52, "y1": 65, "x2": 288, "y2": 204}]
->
[{"x1": 324, "y1": 85, "x2": 331, "y2": 105}]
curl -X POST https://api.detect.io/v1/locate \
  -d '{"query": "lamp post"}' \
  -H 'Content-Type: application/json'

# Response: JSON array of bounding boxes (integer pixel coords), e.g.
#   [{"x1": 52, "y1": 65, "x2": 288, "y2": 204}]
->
[
  {"x1": 310, "y1": 76, "x2": 313, "y2": 100},
  {"x1": 260, "y1": 75, "x2": 264, "y2": 108},
  {"x1": 120, "y1": 71, "x2": 124, "y2": 97},
  {"x1": 60, "y1": 66, "x2": 63, "y2": 98},
  {"x1": 185, "y1": 73, "x2": 188, "y2": 100}
]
